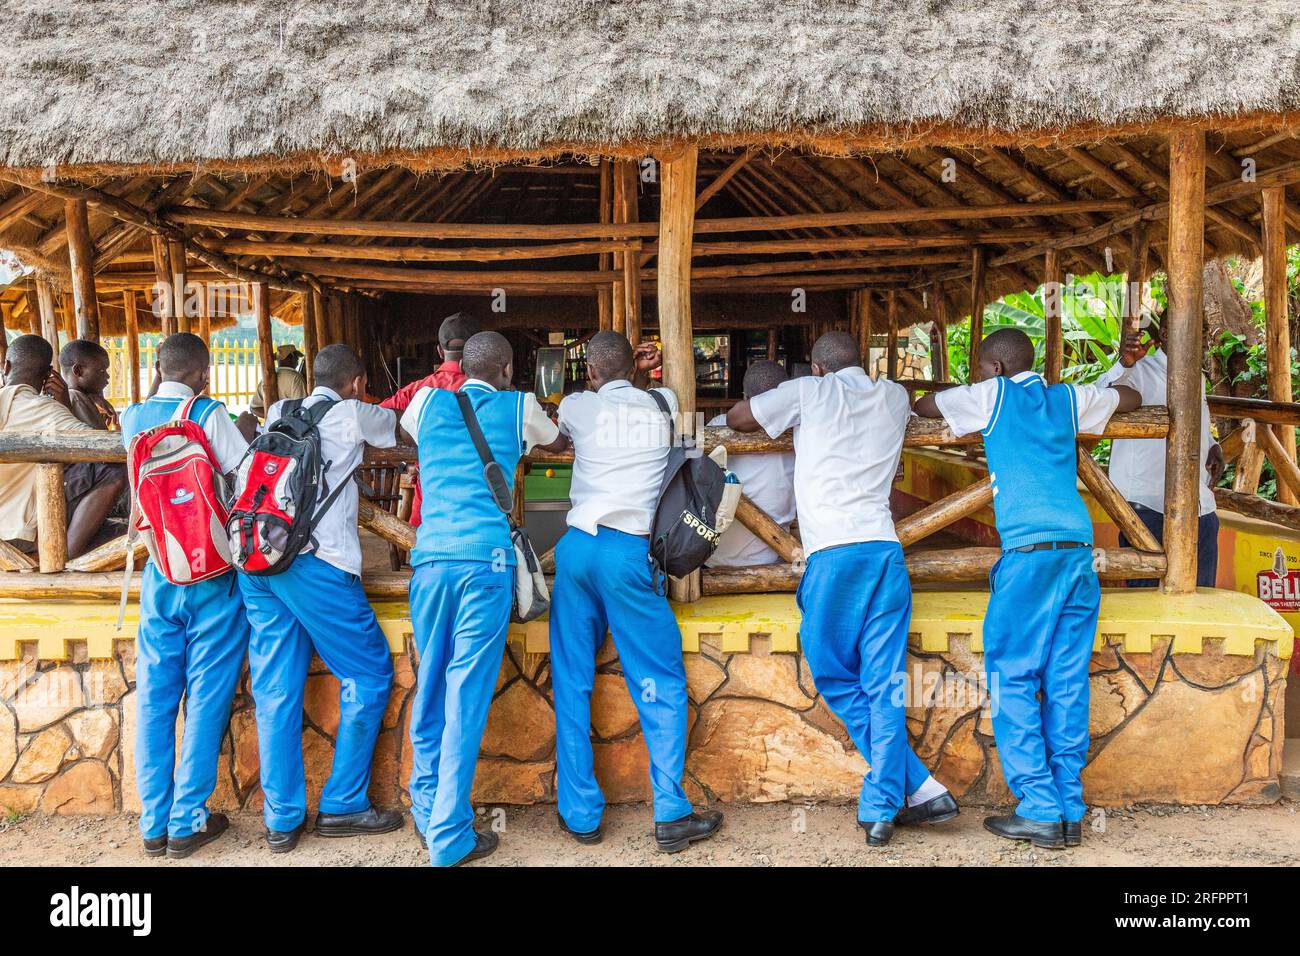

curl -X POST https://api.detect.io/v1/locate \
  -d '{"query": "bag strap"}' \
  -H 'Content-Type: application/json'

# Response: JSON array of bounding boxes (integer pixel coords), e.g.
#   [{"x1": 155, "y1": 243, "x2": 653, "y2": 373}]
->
[
  {"x1": 647, "y1": 387, "x2": 675, "y2": 446},
  {"x1": 455, "y1": 390, "x2": 517, "y2": 524}
]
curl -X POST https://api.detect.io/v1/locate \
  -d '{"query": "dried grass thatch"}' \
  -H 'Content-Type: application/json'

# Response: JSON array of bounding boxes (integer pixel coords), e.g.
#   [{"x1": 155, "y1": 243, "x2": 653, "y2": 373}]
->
[{"x1": 1, "y1": 0, "x2": 1299, "y2": 173}]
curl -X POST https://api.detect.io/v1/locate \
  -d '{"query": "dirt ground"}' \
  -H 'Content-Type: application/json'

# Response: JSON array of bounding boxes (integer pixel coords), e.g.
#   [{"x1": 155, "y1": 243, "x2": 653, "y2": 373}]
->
[{"x1": 2, "y1": 801, "x2": 1298, "y2": 867}]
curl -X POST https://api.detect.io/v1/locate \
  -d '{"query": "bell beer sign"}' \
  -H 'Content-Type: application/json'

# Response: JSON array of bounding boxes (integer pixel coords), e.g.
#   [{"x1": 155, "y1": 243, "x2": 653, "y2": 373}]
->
[{"x1": 1257, "y1": 547, "x2": 1300, "y2": 612}]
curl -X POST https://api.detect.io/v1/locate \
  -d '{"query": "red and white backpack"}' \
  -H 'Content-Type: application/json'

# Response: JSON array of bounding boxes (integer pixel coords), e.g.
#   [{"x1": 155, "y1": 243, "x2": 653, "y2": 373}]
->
[{"x1": 125, "y1": 396, "x2": 234, "y2": 586}]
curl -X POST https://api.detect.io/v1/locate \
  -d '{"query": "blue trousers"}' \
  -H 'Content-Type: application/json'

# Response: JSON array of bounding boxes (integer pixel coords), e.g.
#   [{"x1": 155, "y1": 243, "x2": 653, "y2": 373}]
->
[
  {"x1": 984, "y1": 547, "x2": 1099, "y2": 823},
  {"x1": 797, "y1": 542, "x2": 930, "y2": 821},
  {"x1": 407, "y1": 560, "x2": 512, "y2": 867},
  {"x1": 1121, "y1": 505, "x2": 1219, "y2": 588},
  {"x1": 136, "y1": 565, "x2": 248, "y2": 839},
  {"x1": 550, "y1": 527, "x2": 693, "y2": 832},
  {"x1": 240, "y1": 553, "x2": 394, "y2": 831}
]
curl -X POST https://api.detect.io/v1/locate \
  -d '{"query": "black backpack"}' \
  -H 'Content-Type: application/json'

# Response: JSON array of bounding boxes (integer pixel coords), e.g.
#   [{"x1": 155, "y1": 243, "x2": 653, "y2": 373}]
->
[
  {"x1": 647, "y1": 389, "x2": 728, "y2": 584},
  {"x1": 226, "y1": 398, "x2": 351, "y2": 576}
]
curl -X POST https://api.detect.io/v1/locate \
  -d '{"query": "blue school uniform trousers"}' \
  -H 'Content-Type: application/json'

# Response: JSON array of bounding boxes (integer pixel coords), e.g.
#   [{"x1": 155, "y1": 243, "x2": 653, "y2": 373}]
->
[
  {"x1": 981, "y1": 376, "x2": 1100, "y2": 824},
  {"x1": 406, "y1": 385, "x2": 528, "y2": 866},
  {"x1": 550, "y1": 526, "x2": 693, "y2": 833},
  {"x1": 121, "y1": 396, "x2": 249, "y2": 840},
  {"x1": 240, "y1": 553, "x2": 394, "y2": 832},
  {"x1": 796, "y1": 540, "x2": 932, "y2": 822}
]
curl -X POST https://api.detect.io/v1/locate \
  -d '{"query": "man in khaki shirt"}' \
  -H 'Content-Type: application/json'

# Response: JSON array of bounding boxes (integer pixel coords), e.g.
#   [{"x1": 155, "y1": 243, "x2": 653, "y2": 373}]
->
[
  {"x1": 250, "y1": 345, "x2": 308, "y2": 419},
  {"x1": 0, "y1": 335, "x2": 127, "y2": 557}
]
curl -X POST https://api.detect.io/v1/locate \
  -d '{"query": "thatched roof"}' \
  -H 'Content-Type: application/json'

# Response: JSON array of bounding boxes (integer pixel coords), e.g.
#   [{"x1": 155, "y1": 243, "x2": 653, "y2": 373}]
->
[{"x1": 3, "y1": 0, "x2": 1300, "y2": 173}]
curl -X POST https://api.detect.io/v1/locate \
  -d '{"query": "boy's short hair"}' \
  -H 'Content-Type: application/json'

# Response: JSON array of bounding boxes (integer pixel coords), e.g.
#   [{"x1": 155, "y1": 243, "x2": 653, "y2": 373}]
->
[
  {"x1": 157, "y1": 333, "x2": 210, "y2": 377},
  {"x1": 810, "y1": 331, "x2": 860, "y2": 373},
  {"x1": 585, "y1": 330, "x2": 633, "y2": 379},
  {"x1": 7, "y1": 333, "x2": 53, "y2": 370},
  {"x1": 59, "y1": 339, "x2": 109, "y2": 373},
  {"x1": 314, "y1": 344, "x2": 365, "y2": 389},
  {"x1": 742, "y1": 360, "x2": 788, "y2": 399},
  {"x1": 461, "y1": 331, "x2": 513, "y2": 381},
  {"x1": 981, "y1": 328, "x2": 1035, "y2": 374}
]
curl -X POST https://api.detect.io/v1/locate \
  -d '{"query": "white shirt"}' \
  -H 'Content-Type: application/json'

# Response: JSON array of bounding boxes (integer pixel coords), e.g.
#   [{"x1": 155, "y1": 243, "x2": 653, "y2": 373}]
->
[
  {"x1": 1096, "y1": 349, "x2": 1216, "y2": 515},
  {"x1": 266, "y1": 387, "x2": 396, "y2": 576},
  {"x1": 705, "y1": 412, "x2": 795, "y2": 567},
  {"x1": 398, "y1": 379, "x2": 558, "y2": 452},
  {"x1": 748, "y1": 366, "x2": 908, "y2": 556},
  {"x1": 152, "y1": 381, "x2": 249, "y2": 474},
  {"x1": 558, "y1": 381, "x2": 678, "y2": 536},
  {"x1": 934, "y1": 371, "x2": 1121, "y2": 438}
]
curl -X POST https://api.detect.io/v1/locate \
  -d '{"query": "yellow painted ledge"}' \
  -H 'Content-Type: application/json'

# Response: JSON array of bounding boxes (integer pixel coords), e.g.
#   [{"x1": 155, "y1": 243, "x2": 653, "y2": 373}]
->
[{"x1": 0, "y1": 588, "x2": 1290, "y2": 662}]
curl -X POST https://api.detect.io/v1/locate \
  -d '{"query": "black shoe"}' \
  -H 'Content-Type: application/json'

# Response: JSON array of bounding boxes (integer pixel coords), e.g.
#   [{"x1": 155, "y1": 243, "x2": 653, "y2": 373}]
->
[
  {"x1": 559, "y1": 813, "x2": 603, "y2": 845},
  {"x1": 859, "y1": 820, "x2": 895, "y2": 846},
  {"x1": 452, "y1": 830, "x2": 499, "y2": 866},
  {"x1": 984, "y1": 813, "x2": 1065, "y2": 849},
  {"x1": 315, "y1": 806, "x2": 404, "y2": 838},
  {"x1": 1064, "y1": 820, "x2": 1082, "y2": 847},
  {"x1": 894, "y1": 792, "x2": 960, "y2": 826},
  {"x1": 266, "y1": 820, "x2": 307, "y2": 854},
  {"x1": 142, "y1": 835, "x2": 167, "y2": 858},
  {"x1": 655, "y1": 809, "x2": 723, "y2": 853},
  {"x1": 166, "y1": 812, "x2": 229, "y2": 859}
]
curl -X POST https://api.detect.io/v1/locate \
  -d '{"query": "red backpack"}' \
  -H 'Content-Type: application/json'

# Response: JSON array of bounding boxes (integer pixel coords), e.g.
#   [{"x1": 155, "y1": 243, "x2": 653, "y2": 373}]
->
[{"x1": 125, "y1": 396, "x2": 234, "y2": 585}]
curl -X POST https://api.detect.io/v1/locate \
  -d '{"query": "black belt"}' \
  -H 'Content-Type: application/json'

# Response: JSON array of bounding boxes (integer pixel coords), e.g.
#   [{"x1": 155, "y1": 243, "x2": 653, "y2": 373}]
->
[{"x1": 1013, "y1": 541, "x2": 1088, "y2": 553}]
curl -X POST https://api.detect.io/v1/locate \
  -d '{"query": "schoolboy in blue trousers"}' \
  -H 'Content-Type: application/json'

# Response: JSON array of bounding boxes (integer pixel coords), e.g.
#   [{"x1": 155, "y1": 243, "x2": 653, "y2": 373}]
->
[
  {"x1": 550, "y1": 331, "x2": 723, "y2": 853},
  {"x1": 240, "y1": 345, "x2": 403, "y2": 852},
  {"x1": 916, "y1": 328, "x2": 1140, "y2": 849},
  {"x1": 729, "y1": 331, "x2": 955, "y2": 847},
  {"x1": 121, "y1": 333, "x2": 255, "y2": 859},
  {"x1": 402, "y1": 331, "x2": 567, "y2": 867}
]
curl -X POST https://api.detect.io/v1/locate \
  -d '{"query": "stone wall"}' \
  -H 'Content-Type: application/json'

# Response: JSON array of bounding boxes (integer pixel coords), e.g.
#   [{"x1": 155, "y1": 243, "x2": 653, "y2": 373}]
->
[{"x1": 0, "y1": 587, "x2": 1289, "y2": 817}]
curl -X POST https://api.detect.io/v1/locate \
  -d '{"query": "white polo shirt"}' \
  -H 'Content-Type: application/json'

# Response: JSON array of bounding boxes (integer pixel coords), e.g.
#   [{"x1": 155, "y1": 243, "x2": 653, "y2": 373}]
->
[
  {"x1": 1096, "y1": 349, "x2": 1216, "y2": 516},
  {"x1": 748, "y1": 366, "x2": 908, "y2": 556},
  {"x1": 705, "y1": 412, "x2": 795, "y2": 567},
  {"x1": 148, "y1": 381, "x2": 250, "y2": 474},
  {"x1": 266, "y1": 387, "x2": 396, "y2": 577},
  {"x1": 398, "y1": 379, "x2": 558, "y2": 451},
  {"x1": 934, "y1": 371, "x2": 1121, "y2": 438},
  {"x1": 558, "y1": 380, "x2": 677, "y2": 536}
]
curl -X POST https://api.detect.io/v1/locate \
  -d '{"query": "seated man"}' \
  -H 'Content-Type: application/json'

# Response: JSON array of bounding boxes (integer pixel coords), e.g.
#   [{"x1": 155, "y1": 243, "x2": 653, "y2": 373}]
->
[
  {"x1": 59, "y1": 339, "x2": 119, "y2": 430},
  {"x1": 0, "y1": 334, "x2": 127, "y2": 557},
  {"x1": 706, "y1": 360, "x2": 795, "y2": 568},
  {"x1": 250, "y1": 345, "x2": 309, "y2": 419}
]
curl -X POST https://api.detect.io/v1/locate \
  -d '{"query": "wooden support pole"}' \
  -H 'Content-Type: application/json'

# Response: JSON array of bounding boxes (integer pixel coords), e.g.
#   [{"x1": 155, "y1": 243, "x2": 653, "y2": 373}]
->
[
  {"x1": 122, "y1": 291, "x2": 141, "y2": 404},
  {"x1": 1162, "y1": 129, "x2": 1206, "y2": 595},
  {"x1": 0, "y1": 302, "x2": 9, "y2": 368},
  {"x1": 856, "y1": 290, "x2": 873, "y2": 373},
  {"x1": 658, "y1": 146, "x2": 700, "y2": 602},
  {"x1": 895, "y1": 476, "x2": 993, "y2": 547},
  {"x1": 64, "y1": 198, "x2": 100, "y2": 341},
  {"x1": 35, "y1": 463, "x2": 66, "y2": 573},
  {"x1": 311, "y1": 289, "x2": 328, "y2": 348},
  {"x1": 1215, "y1": 487, "x2": 1300, "y2": 534},
  {"x1": 969, "y1": 246, "x2": 987, "y2": 379},
  {"x1": 931, "y1": 281, "x2": 949, "y2": 381},
  {"x1": 733, "y1": 494, "x2": 802, "y2": 563},
  {"x1": 150, "y1": 234, "x2": 176, "y2": 336},
  {"x1": 596, "y1": 160, "x2": 615, "y2": 332},
  {"x1": 253, "y1": 282, "x2": 277, "y2": 409},
  {"x1": 168, "y1": 238, "x2": 190, "y2": 333},
  {"x1": 301, "y1": 290, "x2": 318, "y2": 391},
  {"x1": 614, "y1": 160, "x2": 643, "y2": 343},
  {"x1": 60, "y1": 293, "x2": 76, "y2": 342},
  {"x1": 1262, "y1": 186, "x2": 1296, "y2": 505},
  {"x1": 1259, "y1": 422, "x2": 1300, "y2": 502},
  {"x1": 1233, "y1": 421, "x2": 1265, "y2": 493},
  {"x1": 357, "y1": 497, "x2": 416, "y2": 551},
  {"x1": 1043, "y1": 249, "x2": 1063, "y2": 383},
  {"x1": 1122, "y1": 221, "x2": 1151, "y2": 354},
  {"x1": 886, "y1": 290, "x2": 899, "y2": 380},
  {"x1": 197, "y1": 283, "x2": 211, "y2": 345},
  {"x1": 35, "y1": 279, "x2": 59, "y2": 351},
  {"x1": 1076, "y1": 446, "x2": 1162, "y2": 552}
]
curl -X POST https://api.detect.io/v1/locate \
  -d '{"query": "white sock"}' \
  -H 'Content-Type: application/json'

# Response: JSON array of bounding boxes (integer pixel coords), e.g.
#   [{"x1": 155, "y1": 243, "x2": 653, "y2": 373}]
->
[{"x1": 907, "y1": 775, "x2": 948, "y2": 807}]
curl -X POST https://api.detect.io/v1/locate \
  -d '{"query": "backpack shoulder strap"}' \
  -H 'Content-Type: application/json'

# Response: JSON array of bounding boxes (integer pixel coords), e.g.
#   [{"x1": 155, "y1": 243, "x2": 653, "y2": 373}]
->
[
  {"x1": 455, "y1": 390, "x2": 516, "y2": 518},
  {"x1": 646, "y1": 387, "x2": 675, "y2": 446}
]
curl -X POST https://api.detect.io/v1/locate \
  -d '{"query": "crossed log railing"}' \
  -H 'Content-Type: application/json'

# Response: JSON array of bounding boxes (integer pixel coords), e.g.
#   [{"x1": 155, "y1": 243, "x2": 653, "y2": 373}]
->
[{"x1": 0, "y1": 408, "x2": 1173, "y2": 599}]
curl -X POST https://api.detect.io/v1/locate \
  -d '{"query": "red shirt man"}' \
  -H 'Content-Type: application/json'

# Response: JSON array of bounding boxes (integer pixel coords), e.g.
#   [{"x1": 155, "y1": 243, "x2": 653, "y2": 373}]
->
[{"x1": 380, "y1": 313, "x2": 479, "y2": 527}]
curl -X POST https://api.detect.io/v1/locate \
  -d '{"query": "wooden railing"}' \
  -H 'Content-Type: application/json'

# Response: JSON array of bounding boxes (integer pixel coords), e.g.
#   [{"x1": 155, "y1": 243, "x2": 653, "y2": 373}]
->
[{"x1": 0, "y1": 407, "x2": 1174, "y2": 600}]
